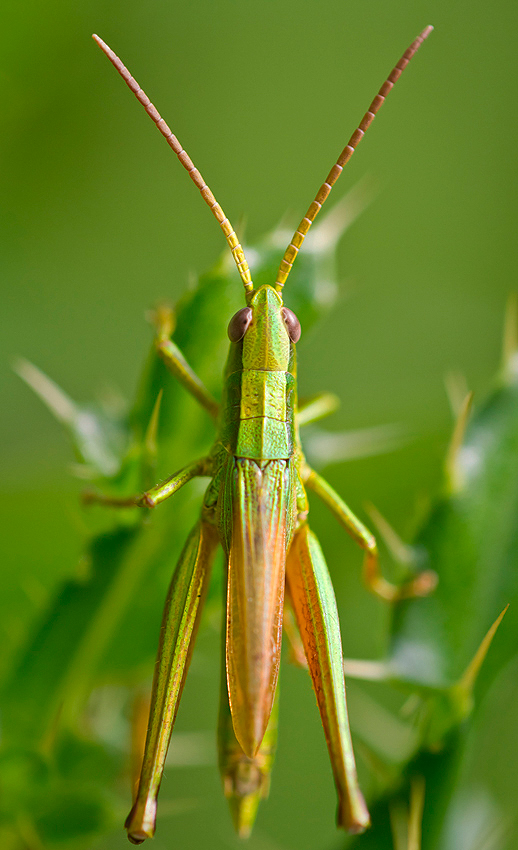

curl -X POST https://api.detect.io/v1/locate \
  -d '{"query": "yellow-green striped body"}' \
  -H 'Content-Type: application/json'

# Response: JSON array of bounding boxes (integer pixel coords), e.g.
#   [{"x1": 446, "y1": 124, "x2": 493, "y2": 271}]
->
[{"x1": 212, "y1": 285, "x2": 301, "y2": 758}]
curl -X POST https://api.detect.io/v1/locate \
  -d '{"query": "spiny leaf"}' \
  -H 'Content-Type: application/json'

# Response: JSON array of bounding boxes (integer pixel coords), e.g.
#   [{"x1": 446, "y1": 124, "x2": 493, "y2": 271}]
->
[
  {"x1": 349, "y1": 331, "x2": 518, "y2": 849},
  {"x1": 4, "y1": 200, "x2": 356, "y2": 847},
  {"x1": 390, "y1": 373, "x2": 518, "y2": 691},
  {"x1": 15, "y1": 358, "x2": 128, "y2": 478}
]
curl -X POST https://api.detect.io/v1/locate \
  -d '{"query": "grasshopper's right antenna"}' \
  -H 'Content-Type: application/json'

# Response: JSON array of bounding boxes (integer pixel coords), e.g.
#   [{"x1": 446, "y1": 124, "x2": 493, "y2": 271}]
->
[
  {"x1": 274, "y1": 25, "x2": 433, "y2": 292},
  {"x1": 92, "y1": 35, "x2": 253, "y2": 295}
]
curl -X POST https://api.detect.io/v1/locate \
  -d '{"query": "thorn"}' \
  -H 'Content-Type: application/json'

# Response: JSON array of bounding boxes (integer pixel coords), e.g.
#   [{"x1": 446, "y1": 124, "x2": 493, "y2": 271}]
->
[
  {"x1": 444, "y1": 370, "x2": 470, "y2": 419},
  {"x1": 68, "y1": 463, "x2": 96, "y2": 481},
  {"x1": 365, "y1": 503, "x2": 417, "y2": 568},
  {"x1": 235, "y1": 212, "x2": 248, "y2": 243},
  {"x1": 357, "y1": 739, "x2": 402, "y2": 790},
  {"x1": 97, "y1": 382, "x2": 128, "y2": 417},
  {"x1": 389, "y1": 798, "x2": 408, "y2": 850},
  {"x1": 147, "y1": 304, "x2": 175, "y2": 340},
  {"x1": 273, "y1": 208, "x2": 297, "y2": 234},
  {"x1": 399, "y1": 692, "x2": 423, "y2": 720},
  {"x1": 342, "y1": 658, "x2": 391, "y2": 681},
  {"x1": 445, "y1": 391, "x2": 474, "y2": 493},
  {"x1": 297, "y1": 392, "x2": 340, "y2": 427},
  {"x1": 308, "y1": 175, "x2": 378, "y2": 252},
  {"x1": 304, "y1": 422, "x2": 409, "y2": 467},
  {"x1": 186, "y1": 268, "x2": 199, "y2": 292},
  {"x1": 502, "y1": 293, "x2": 518, "y2": 382},
  {"x1": 144, "y1": 390, "x2": 163, "y2": 461},
  {"x1": 454, "y1": 605, "x2": 509, "y2": 715},
  {"x1": 408, "y1": 775, "x2": 425, "y2": 850},
  {"x1": 389, "y1": 775, "x2": 426, "y2": 850},
  {"x1": 268, "y1": 176, "x2": 377, "y2": 254},
  {"x1": 14, "y1": 358, "x2": 78, "y2": 424}
]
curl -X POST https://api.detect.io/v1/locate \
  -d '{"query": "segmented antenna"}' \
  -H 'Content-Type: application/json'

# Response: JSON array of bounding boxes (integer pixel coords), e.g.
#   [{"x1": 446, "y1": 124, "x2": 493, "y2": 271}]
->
[
  {"x1": 92, "y1": 35, "x2": 253, "y2": 294},
  {"x1": 275, "y1": 25, "x2": 433, "y2": 291}
]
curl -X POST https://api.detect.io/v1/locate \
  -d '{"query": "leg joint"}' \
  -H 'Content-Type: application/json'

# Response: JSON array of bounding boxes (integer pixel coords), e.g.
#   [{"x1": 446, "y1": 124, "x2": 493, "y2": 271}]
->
[
  {"x1": 155, "y1": 337, "x2": 168, "y2": 355},
  {"x1": 365, "y1": 535, "x2": 377, "y2": 556}
]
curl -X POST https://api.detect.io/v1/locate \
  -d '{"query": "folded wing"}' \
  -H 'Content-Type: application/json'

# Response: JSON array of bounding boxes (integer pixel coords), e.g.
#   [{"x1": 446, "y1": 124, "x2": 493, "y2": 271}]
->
[{"x1": 224, "y1": 458, "x2": 293, "y2": 758}]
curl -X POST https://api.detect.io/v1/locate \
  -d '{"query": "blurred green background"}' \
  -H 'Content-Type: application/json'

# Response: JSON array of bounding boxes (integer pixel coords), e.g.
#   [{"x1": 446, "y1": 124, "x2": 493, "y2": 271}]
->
[{"x1": 1, "y1": 0, "x2": 517, "y2": 848}]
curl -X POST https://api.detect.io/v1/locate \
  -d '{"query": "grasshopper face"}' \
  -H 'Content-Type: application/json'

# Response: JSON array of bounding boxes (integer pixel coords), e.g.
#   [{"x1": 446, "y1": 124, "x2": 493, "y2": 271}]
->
[
  {"x1": 243, "y1": 286, "x2": 291, "y2": 372},
  {"x1": 228, "y1": 285, "x2": 301, "y2": 372}
]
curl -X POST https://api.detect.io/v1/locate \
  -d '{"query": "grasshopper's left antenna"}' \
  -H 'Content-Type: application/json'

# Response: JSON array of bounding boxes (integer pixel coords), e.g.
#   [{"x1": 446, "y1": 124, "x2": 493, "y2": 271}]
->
[
  {"x1": 92, "y1": 35, "x2": 253, "y2": 295},
  {"x1": 274, "y1": 25, "x2": 433, "y2": 292}
]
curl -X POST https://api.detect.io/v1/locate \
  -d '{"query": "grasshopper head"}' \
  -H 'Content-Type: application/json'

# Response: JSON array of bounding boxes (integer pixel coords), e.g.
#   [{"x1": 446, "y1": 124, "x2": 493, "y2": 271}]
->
[{"x1": 227, "y1": 285, "x2": 301, "y2": 371}]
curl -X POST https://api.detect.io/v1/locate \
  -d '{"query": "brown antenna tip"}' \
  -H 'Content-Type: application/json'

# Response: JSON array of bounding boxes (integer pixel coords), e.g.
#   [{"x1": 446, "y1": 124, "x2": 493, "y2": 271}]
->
[
  {"x1": 274, "y1": 26, "x2": 434, "y2": 291},
  {"x1": 92, "y1": 34, "x2": 107, "y2": 50}
]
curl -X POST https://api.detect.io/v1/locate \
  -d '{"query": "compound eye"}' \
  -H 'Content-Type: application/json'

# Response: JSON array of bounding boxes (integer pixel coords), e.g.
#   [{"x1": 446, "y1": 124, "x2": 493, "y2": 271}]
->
[
  {"x1": 282, "y1": 307, "x2": 301, "y2": 343},
  {"x1": 228, "y1": 307, "x2": 253, "y2": 342}
]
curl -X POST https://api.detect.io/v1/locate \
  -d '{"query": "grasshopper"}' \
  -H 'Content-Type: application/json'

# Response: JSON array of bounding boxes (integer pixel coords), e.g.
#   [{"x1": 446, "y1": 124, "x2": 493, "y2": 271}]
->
[{"x1": 92, "y1": 28, "x2": 436, "y2": 843}]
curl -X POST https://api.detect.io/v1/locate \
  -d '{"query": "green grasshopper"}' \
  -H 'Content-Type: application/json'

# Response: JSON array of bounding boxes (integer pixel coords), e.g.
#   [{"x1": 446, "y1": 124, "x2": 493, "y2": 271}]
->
[{"x1": 92, "y1": 28, "x2": 436, "y2": 844}]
